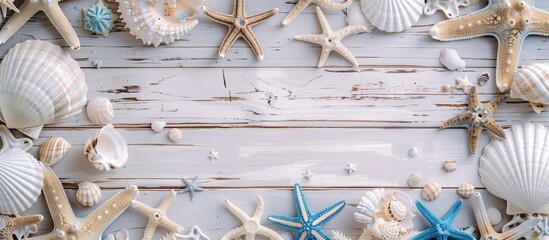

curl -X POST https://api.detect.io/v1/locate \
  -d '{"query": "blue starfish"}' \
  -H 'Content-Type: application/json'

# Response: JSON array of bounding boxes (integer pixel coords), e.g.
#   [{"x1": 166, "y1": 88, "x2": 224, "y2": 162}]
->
[
  {"x1": 180, "y1": 175, "x2": 204, "y2": 201},
  {"x1": 413, "y1": 199, "x2": 475, "y2": 240},
  {"x1": 267, "y1": 183, "x2": 346, "y2": 240}
]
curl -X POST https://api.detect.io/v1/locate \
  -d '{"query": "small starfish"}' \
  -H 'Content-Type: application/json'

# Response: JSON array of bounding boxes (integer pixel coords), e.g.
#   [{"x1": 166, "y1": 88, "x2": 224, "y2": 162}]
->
[
  {"x1": 222, "y1": 196, "x2": 282, "y2": 240},
  {"x1": 455, "y1": 75, "x2": 474, "y2": 94},
  {"x1": 268, "y1": 183, "x2": 346, "y2": 240},
  {"x1": 430, "y1": 0, "x2": 549, "y2": 92},
  {"x1": 208, "y1": 150, "x2": 219, "y2": 161},
  {"x1": 303, "y1": 169, "x2": 314, "y2": 180},
  {"x1": 440, "y1": 86, "x2": 507, "y2": 154},
  {"x1": 412, "y1": 199, "x2": 475, "y2": 240},
  {"x1": 180, "y1": 175, "x2": 204, "y2": 201},
  {"x1": 344, "y1": 163, "x2": 356, "y2": 174},
  {"x1": 282, "y1": 0, "x2": 352, "y2": 26},
  {"x1": 201, "y1": 0, "x2": 278, "y2": 60},
  {"x1": 473, "y1": 192, "x2": 540, "y2": 240},
  {"x1": 0, "y1": 0, "x2": 80, "y2": 50},
  {"x1": 295, "y1": 7, "x2": 367, "y2": 68},
  {"x1": 0, "y1": 0, "x2": 18, "y2": 18},
  {"x1": 0, "y1": 214, "x2": 43, "y2": 240},
  {"x1": 131, "y1": 190, "x2": 183, "y2": 240}
]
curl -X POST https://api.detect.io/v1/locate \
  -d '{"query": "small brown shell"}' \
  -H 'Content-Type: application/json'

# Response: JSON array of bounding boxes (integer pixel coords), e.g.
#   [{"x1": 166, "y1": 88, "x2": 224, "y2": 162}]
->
[
  {"x1": 457, "y1": 182, "x2": 475, "y2": 198},
  {"x1": 38, "y1": 137, "x2": 71, "y2": 166},
  {"x1": 421, "y1": 182, "x2": 441, "y2": 201},
  {"x1": 76, "y1": 181, "x2": 102, "y2": 207}
]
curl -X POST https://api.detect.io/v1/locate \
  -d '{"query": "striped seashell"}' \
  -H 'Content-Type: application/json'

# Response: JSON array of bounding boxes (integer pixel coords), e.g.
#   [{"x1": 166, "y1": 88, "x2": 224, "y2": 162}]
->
[
  {"x1": 86, "y1": 97, "x2": 114, "y2": 125},
  {"x1": 373, "y1": 220, "x2": 400, "y2": 240},
  {"x1": 384, "y1": 201, "x2": 407, "y2": 222},
  {"x1": 168, "y1": 128, "x2": 182, "y2": 143},
  {"x1": 84, "y1": 124, "x2": 128, "y2": 171},
  {"x1": 345, "y1": 0, "x2": 374, "y2": 32},
  {"x1": 76, "y1": 181, "x2": 102, "y2": 207},
  {"x1": 354, "y1": 188, "x2": 384, "y2": 225},
  {"x1": 486, "y1": 207, "x2": 502, "y2": 225},
  {"x1": 361, "y1": 0, "x2": 424, "y2": 32},
  {"x1": 421, "y1": 182, "x2": 441, "y2": 201},
  {"x1": 511, "y1": 63, "x2": 549, "y2": 113},
  {"x1": 457, "y1": 182, "x2": 475, "y2": 198},
  {"x1": 407, "y1": 172, "x2": 422, "y2": 187},
  {"x1": 442, "y1": 160, "x2": 457, "y2": 172},
  {"x1": 439, "y1": 48, "x2": 466, "y2": 71},
  {"x1": 38, "y1": 137, "x2": 71, "y2": 166}
]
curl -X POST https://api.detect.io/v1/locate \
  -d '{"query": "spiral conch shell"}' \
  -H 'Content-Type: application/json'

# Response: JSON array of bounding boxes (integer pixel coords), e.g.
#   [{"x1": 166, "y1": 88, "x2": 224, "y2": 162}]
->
[
  {"x1": 38, "y1": 137, "x2": 71, "y2": 166},
  {"x1": 510, "y1": 63, "x2": 549, "y2": 113},
  {"x1": 84, "y1": 124, "x2": 128, "y2": 171},
  {"x1": 76, "y1": 181, "x2": 102, "y2": 207}
]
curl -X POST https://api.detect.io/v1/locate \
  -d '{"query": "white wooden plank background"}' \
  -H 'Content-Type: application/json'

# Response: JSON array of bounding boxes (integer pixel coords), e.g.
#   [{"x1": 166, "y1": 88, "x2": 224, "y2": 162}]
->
[{"x1": 2, "y1": 0, "x2": 548, "y2": 239}]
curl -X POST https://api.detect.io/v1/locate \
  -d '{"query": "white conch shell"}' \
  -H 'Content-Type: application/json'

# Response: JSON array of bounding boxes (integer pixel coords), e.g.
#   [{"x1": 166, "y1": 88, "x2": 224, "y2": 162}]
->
[
  {"x1": 457, "y1": 182, "x2": 475, "y2": 198},
  {"x1": 38, "y1": 137, "x2": 71, "y2": 166},
  {"x1": 104, "y1": 229, "x2": 130, "y2": 240},
  {"x1": 355, "y1": 188, "x2": 385, "y2": 225},
  {"x1": 407, "y1": 172, "x2": 422, "y2": 187},
  {"x1": 86, "y1": 97, "x2": 114, "y2": 125},
  {"x1": 439, "y1": 48, "x2": 466, "y2": 71},
  {"x1": 480, "y1": 123, "x2": 549, "y2": 215},
  {"x1": 423, "y1": 0, "x2": 479, "y2": 18},
  {"x1": 345, "y1": 0, "x2": 374, "y2": 32},
  {"x1": 361, "y1": 0, "x2": 424, "y2": 32},
  {"x1": 116, "y1": 0, "x2": 200, "y2": 46},
  {"x1": 84, "y1": 123, "x2": 128, "y2": 171},
  {"x1": 511, "y1": 63, "x2": 549, "y2": 113},
  {"x1": 0, "y1": 40, "x2": 87, "y2": 139},
  {"x1": 421, "y1": 182, "x2": 441, "y2": 201},
  {"x1": 76, "y1": 181, "x2": 102, "y2": 207},
  {"x1": 0, "y1": 148, "x2": 44, "y2": 214}
]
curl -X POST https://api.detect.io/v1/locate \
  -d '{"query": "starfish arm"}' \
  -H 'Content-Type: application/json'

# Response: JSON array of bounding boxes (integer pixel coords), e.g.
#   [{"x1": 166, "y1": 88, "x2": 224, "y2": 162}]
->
[
  {"x1": 294, "y1": 34, "x2": 325, "y2": 45},
  {"x1": 495, "y1": 33, "x2": 524, "y2": 91},
  {"x1": 473, "y1": 193, "x2": 496, "y2": 238},
  {"x1": 3, "y1": 0, "x2": 18, "y2": 13},
  {"x1": 315, "y1": 7, "x2": 333, "y2": 33},
  {"x1": 336, "y1": 25, "x2": 368, "y2": 38},
  {"x1": 242, "y1": 26, "x2": 264, "y2": 60},
  {"x1": 500, "y1": 217, "x2": 540, "y2": 239},
  {"x1": 245, "y1": 233, "x2": 257, "y2": 240},
  {"x1": 257, "y1": 226, "x2": 284, "y2": 240},
  {"x1": 158, "y1": 190, "x2": 177, "y2": 212},
  {"x1": 220, "y1": 226, "x2": 246, "y2": 240},
  {"x1": 131, "y1": 200, "x2": 156, "y2": 216},
  {"x1": 42, "y1": 3, "x2": 80, "y2": 50},
  {"x1": 225, "y1": 199, "x2": 253, "y2": 222},
  {"x1": 267, "y1": 215, "x2": 303, "y2": 231},
  {"x1": 469, "y1": 87, "x2": 480, "y2": 112},
  {"x1": 469, "y1": 125, "x2": 482, "y2": 154},
  {"x1": 448, "y1": 228, "x2": 475, "y2": 240},
  {"x1": 159, "y1": 216, "x2": 184, "y2": 234},
  {"x1": 311, "y1": 229, "x2": 330, "y2": 240},
  {"x1": 235, "y1": 0, "x2": 244, "y2": 19},
  {"x1": 415, "y1": 200, "x2": 442, "y2": 226},
  {"x1": 311, "y1": 200, "x2": 346, "y2": 227},
  {"x1": 0, "y1": 1, "x2": 37, "y2": 44},
  {"x1": 316, "y1": 47, "x2": 332, "y2": 67},
  {"x1": 253, "y1": 195, "x2": 265, "y2": 220},
  {"x1": 202, "y1": 6, "x2": 235, "y2": 26},
  {"x1": 219, "y1": 27, "x2": 241, "y2": 58},
  {"x1": 411, "y1": 228, "x2": 439, "y2": 240},
  {"x1": 246, "y1": 8, "x2": 278, "y2": 27},
  {"x1": 312, "y1": 0, "x2": 352, "y2": 10},
  {"x1": 40, "y1": 167, "x2": 78, "y2": 229},
  {"x1": 142, "y1": 219, "x2": 159, "y2": 240},
  {"x1": 441, "y1": 199, "x2": 463, "y2": 224},
  {"x1": 430, "y1": 8, "x2": 498, "y2": 41},
  {"x1": 526, "y1": 8, "x2": 549, "y2": 36},
  {"x1": 333, "y1": 43, "x2": 359, "y2": 67},
  {"x1": 486, "y1": 95, "x2": 508, "y2": 115},
  {"x1": 11, "y1": 215, "x2": 43, "y2": 229},
  {"x1": 282, "y1": 0, "x2": 312, "y2": 26},
  {"x1": 293, "y1": 184, "x2": 312, "y2": 222},
  {"x1": 482, "y1": 118, "x2": 506, "y2": 139},
  {"x1": 440, "y1": 112, "x2": 475, "y2": 129}
]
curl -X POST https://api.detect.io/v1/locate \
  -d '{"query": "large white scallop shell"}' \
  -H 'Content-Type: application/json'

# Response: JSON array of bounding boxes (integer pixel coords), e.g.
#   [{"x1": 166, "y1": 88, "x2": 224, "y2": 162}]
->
[
  {"x1": 0, "y1": 40, "x2": 87, "y2": 139},
  {"x1": 480, "y1": 123, "x2": 549, "y2": 215},
  {"x1": 0, "y1": 148, "x2": 44, "y2": 214},
  {"x1": 511, "y1": 63, "x2": 549, "y2": 113},
  {"x1": 361, "y1": 0, "x2": 424, "y2": 32},
  {"x1": 345, "y1": 0, "x2": 374, "y2": 32},
  {"x1": 355, "y1": 188, "x2": 384, "y2": 225},
  {"x1": 39, "y1": 137, "x2": 71, "y2": 166},
  {"x1": 76, "y1": 181, "x2": 102, "y2": 207},
  {"x1": 86, "y1": 97, "x2": 114, "y2": 125},
  {"x1": 116, "y1": 0, "x2": 200, "y2": 47},
  {"x1": 439, "y1": 48, "x2": 466, "y2": 71},
  {"x1": 84, "y1": 123, "x2": 128, "y2": 171}
]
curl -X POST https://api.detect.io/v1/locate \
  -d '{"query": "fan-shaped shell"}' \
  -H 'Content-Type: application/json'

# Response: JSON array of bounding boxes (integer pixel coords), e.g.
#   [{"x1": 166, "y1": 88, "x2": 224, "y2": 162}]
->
[
  {"x1": 38, "y1": 137, "x2": 71, "y2": 166},
  {"x1": 421, "y1": 182, "x2": 441, "y2": 201},
  {"x1": 354, "y1": 188, "x2": 384, "y2": 225},
  {"x1": 84, "y1": 124, "x2": 128, "y2": 171},
  {"x1": 439, "y1": 48, "x2": 466, "y2": 71},
  {"x1": 76, "y1": 181, "x2": 102, "y2": 207},
  {"x1": 361, "y1": 0, "x2": 424, "y2": 32},
  {"x1": 511, "y1": 63, "x2": 549, "y2": 113},
  {"x1": 457, "y1": 182, "x2": 475, "y2": 198},
  {"x1": 0, "y1": 40, "x2": 88, "y2": 139},
  {"x1": 0, "y1": 148, "x2": 44, "y2": 214},
  {"x1": 346, "y1": 0, "x2": 374, "y2": 31},
  {"x1": 486, "y1": 207, "x2": 502, "y2": 225},
  {"x1": 480, "y1": 123, "x2": 549, "y2": 215},
  {"x1": 86, "y1": 97, "x2": 114, "y2": 125},
  {"x1": 373, "y1": 220, "x2": 400, "y2": 240},
  {"x1": 116, "y1": 0, "x2": 199, "y2": 47},
  {"x1": 407, "y1": 172, "x2": 422, "y2": 187}
]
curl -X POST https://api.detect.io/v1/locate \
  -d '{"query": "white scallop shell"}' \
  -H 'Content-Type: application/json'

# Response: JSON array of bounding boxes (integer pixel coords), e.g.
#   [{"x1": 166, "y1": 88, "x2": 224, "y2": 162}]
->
[
  {"x1": 457, "y1": 182, "x2": 475, "y2": 198},
  {"x1": 407, "y1": 172, "x2": 422, "y2": 187},
  {"x1": 511, "y1": 63, "x2": 549, "y2": 113},
  {"x1": 443, "y1": 160, "x2": 456, "y2": 172},
  {"x1": 421, "y1": 182, "x2": 441, "y2": 201},
  {"x1": 39, "y1": 137, "x2": 71, "y2": 166},
  {"x1": 86, "y1": 97, "x2": 114, "y2": 125},
  {"x1": 439, "y1": 48, "x2": 466, "y2": 71},
  {"x1": 345, "y1": 0, "x2": 374, "y2": 32},
  {"x1": 76, "y1": 181, "x2": 102, "y2": 207},
  {"x1": 486, "y1": 207, "x2": 502, "y2": 226},
  {"x1": 151, "y1": 120, "x2": 166, "y2": 133},
  {"x1": 168, "y1": 128, "x2": 182, "y2": 143},
  {"x1": 84, "y1": 123, "x2": 128, "y2": 171},
  {"x1": 355, "y1": 188, "x2": 384, "y2": 225},
  {"x1": 361, "y1": 0, "x2": 424, "y2": 32},
  {"x1": 0, "y1": 40, "x2": 88, "y2": 139},
  {"x1": 480, "y1": 123, "x2": 549, "y2": 215},
  {"x1": 424, "y1": 0, "x2": 479, "y2": 18},
  {"x1": 0, "y1": 148, "x2": 44, "y2": 214},
  {"x1": 117, "y1": 0, "x2": 199, "y2": 47}
]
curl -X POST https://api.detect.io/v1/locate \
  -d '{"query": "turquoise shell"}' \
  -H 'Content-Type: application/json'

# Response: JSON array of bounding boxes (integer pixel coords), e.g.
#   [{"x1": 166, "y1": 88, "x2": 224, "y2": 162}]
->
[{"x1": 83, "y1": 1, "x2": 117, "y2": 37}]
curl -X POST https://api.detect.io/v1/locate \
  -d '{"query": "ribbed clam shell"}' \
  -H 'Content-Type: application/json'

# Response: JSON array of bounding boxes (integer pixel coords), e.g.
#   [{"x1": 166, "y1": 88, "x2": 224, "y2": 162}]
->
[
  {"x1": 38, "y1": 137, "x2": 71, "y2": 166},
  {"x1": 424, "y1": 0, "x2": 478, "y2": 18},
  {"x1": 0, "y1": 148, "x2": 44, "y2": 214},
  {"x1": 84, "y1": 124, "x2": 128, "y2": 171},
  {"x1": 374, "y1": 221, "x2": 400, "y2": 240},
  {"x1": 86, "y1": 97, "x2": 114, "y2": 125},
  {"x1": 439, "y1": 48, "x2": 466, "y2": 71},
  {"x1": 384, "y1": 201, "x2": 407, "y2": 222},
  {"x1": 511, "y1": 63, "x2": 549, "y2": 113},
  {"x1": 345, "y1": 0, "x2": 374, "y2": 31},
  {"x1": 76, "y1": 181, "x2": 102, "y2": 207},
  {"x1": 0, "y1": 40, "x2": 88, "y2": 139},
  {"x1": 354, "y1": 188, "x2": 384, "y2": 225},
  {"x1": 116, "y1": 0, "x2": 199, "y2": 47},
  {"x1": 421, "y1": 182, "x2": 441, "y2": 201},
  {"x1": 486, "y1": 207, "x2": 502, "y2": 226},
  {"x1": 480, "y1": 123, "x2": 549, "y2": 215},
  {"x1": 407, "y1": 172, "x2": 422, "y2": 187},
  {"x1": 457, "y1": 182, "x2": 475, "y2": 198},
  {"x1": 361, "y1": 0, "x2": 424, "y2": 32},
  {"x1": 151, "y1": 120, "x2": 166, "y2": 133},
  {"x1": 168, "y1": 128, "x2": 182, "y2": 143}
]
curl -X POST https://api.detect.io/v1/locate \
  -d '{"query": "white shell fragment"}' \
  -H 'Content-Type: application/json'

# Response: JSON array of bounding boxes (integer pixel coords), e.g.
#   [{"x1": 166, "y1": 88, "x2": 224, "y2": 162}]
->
[
  {"x1": 407, "y1": 172, "x2": 422, "y2": 187},
  {"x1": 86, "y1": 97, "x2": 114, "y2": 125},
  {"x1": 0, "y1": 148, "x2": 44, "y2": 214},
  {"x1": 443, "y1": 160, "x2": 457, "y2": 172},
  {"x1": 408, "y1": 147, "x2": 418, "y2": 158},
  {"x1": 84, "y1": 123, "x2": 129, "y2": 171},
  {"x1": 486, "y1": 207, "x2": 502, "y2": 225},
  {"x1": 478, "y1": 72, "x2": 490, "y2": 86},
  {"x1": 457, "y1": 182, "x2": 475, "y2": 198},
  {"x1": 151, "y1": 120, "x2": 166, "y2": 133},
  {"x1": 168, "y1": 128, "x2": 183, "y2": 143},
  {"x1": 76, "y1": 181, "x2": 102, "y2": 207},
  {"x1": 361, "y1": 0, "x2": 424, "y2": 32},
  {"x1": 38, "y1": 137, "x2": 71, "y2": 166},
  {"x1": 440, "y1": 48, "x2": 466, "y2": 71},
  {"x1": 345, "y1": 0, "x2": 374, "y2": 32},
  {"x1": 421, "y1": 182, "x2": 441, "y2": 201},
  {"x1": 511, "y1": 63, "x2": 549, "y2": 113},
  {"x1": 0, "y1": 40, "x2": 87, "y2": 139},
  {"x1": 424, "y1": 0, "x2": 479, "y2": 18},
  {"x1": 104, "y1": 229, "x2": 130, "y2": 240}
]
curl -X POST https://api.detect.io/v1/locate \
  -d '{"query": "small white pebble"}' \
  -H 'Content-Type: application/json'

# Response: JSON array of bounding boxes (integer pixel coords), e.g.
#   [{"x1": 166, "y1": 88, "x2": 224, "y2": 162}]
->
[
  {"x1": 151, "y1": 121, "x2": 166, "y2": 133},
  {"x1": 408, "y1": 147, "x2": 418, "y2": 158}
]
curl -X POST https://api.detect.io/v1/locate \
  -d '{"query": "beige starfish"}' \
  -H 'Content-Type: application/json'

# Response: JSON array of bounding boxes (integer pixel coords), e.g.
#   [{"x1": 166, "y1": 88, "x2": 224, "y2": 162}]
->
[
  {"x1": 0, "y1": 0, "x2": 18, "y2": 17},
  {"x1": 221, "y1": 196, "x2": 282, "y2": 240},
  {"x1": 0, "y1": 214, "x2": 43, "y2": 240},
  {"x1": 0, "y1": 0, "x2": 80, "y2": 50},
  {"x1": 282, "y1": 0, "x2": 352, "y2": 26},
  {"x1": 201, "y1": 0, "x2": 278, "y2": 60},
  {"x1": 28, "y1": 165, "x2": 139, "y2": 240},
  {"x1": 430, "y1": 0, "x2": 549, "y2": 92},
  {"x1": 295, "y1": 7, "x2": 367, "y2": 67},
  {"x1": 440, "y1": 86, "x2": 507, "y2": 154},
  {"x1": 131, "y1": 190, "x2": 183, "y2": 240}
]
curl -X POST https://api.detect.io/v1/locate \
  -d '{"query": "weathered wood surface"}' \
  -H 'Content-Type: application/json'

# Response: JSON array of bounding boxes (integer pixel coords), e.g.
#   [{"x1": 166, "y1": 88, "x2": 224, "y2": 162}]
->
[{"x1": 0, "y1": 0, "x2": 545, "y2": 239}]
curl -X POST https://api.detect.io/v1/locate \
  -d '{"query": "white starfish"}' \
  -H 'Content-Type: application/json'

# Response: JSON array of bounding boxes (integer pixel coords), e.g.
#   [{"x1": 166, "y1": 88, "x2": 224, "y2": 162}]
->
[
  {"x1": 221, "y1": 196, "x2": 282, "y2": 240},
  {"x1": 303, "y1": 169, "x2": 314, "y2": 180},
  {"x1": 208, "y1": 150, "x2": 219, "y2": 161},
  {"x1": 131, "y1": 190, "x2": 183, "y2": 240},
  {"x1": 455, "y1": 75, "x2": 474, "y2": 94},
  {"x1": 295, "y1": 7, "x2": 367, "y2": 68},
  {"x1": 344, "y1": 162, "x2": 356, "y2": 174},
  {"x1": 0, "y1": 0, "x2": 18, "y2": 17},
  {"x1": 282, "y1": 0, "x2": 352, "y2": 26}
]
